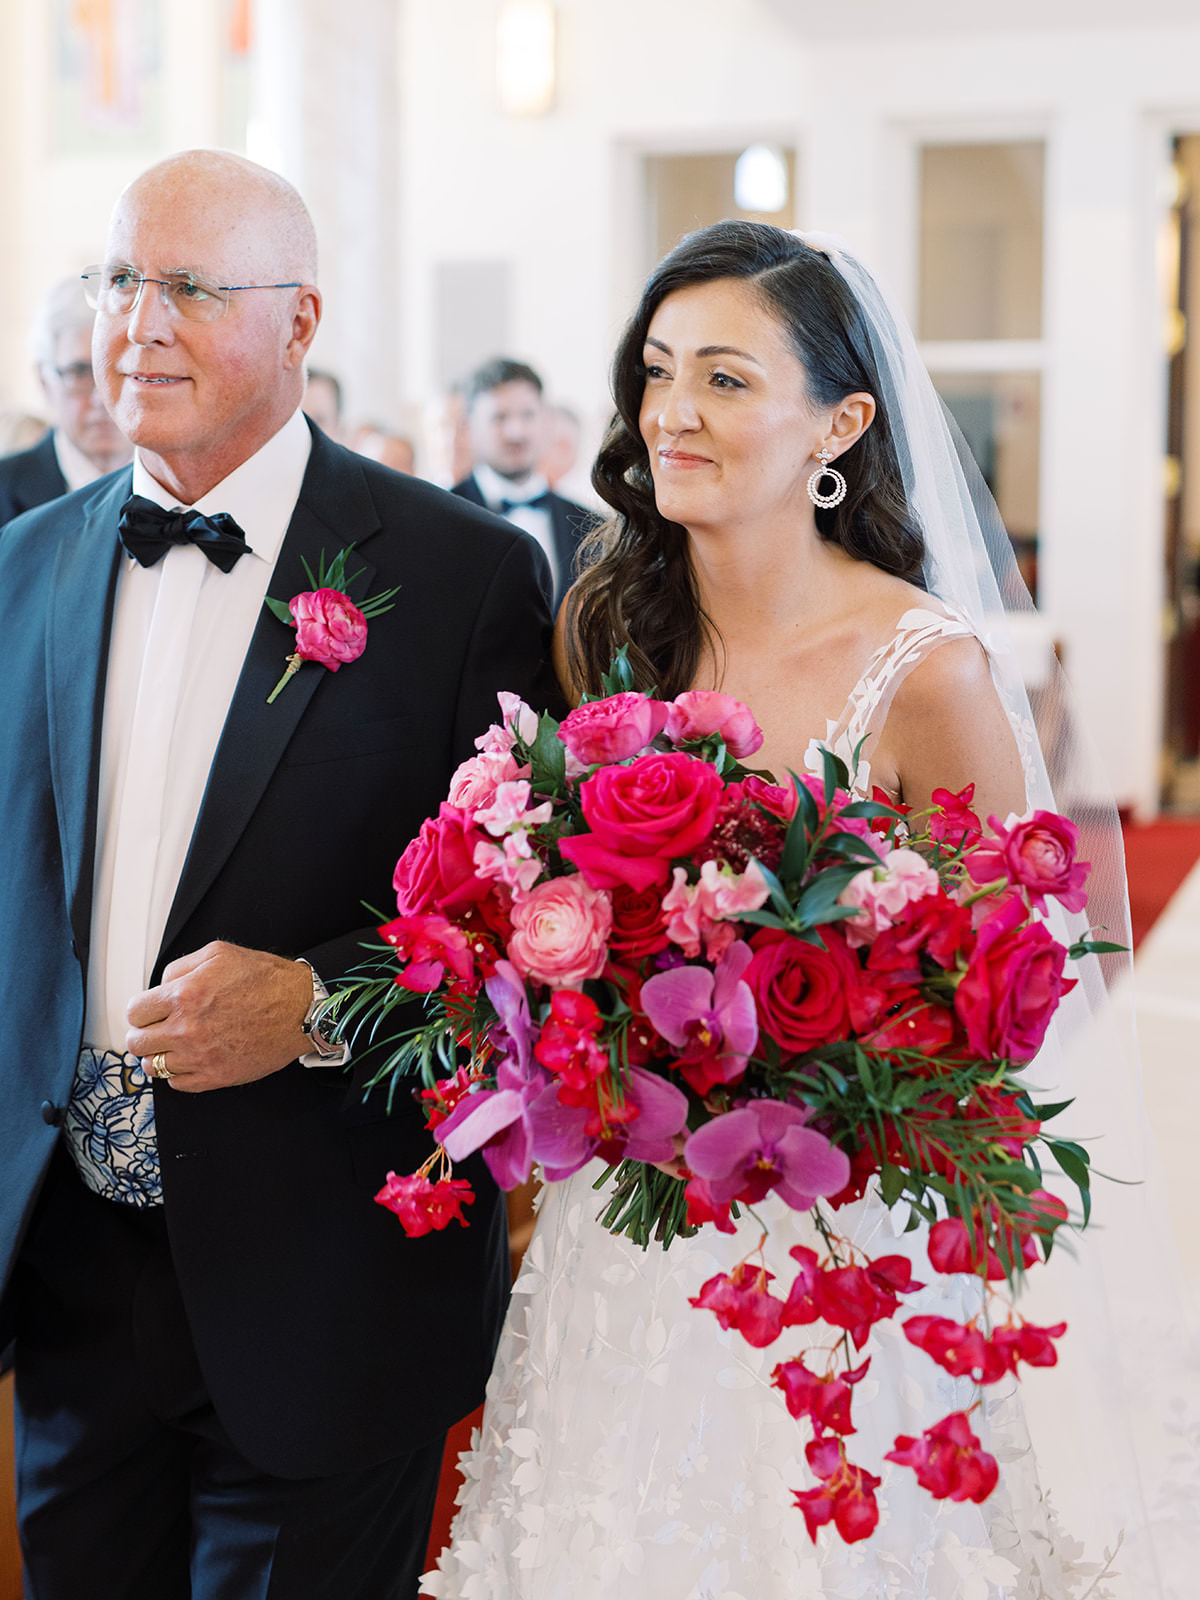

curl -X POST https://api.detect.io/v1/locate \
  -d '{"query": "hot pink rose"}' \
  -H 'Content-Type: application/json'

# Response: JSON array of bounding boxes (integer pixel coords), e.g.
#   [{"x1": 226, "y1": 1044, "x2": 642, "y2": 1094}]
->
[
  {"x1": 290, "y1": 587, "x2": 368, "y2": 669},
  {"x1": 393, "y1": 803, "x2": 492, "y2": 917},
  {"x1": 559, "y1": 751, "x2": 725, "y2": 890},
  {"x1": 507, "y1": 875, "x2": 613, "y2": 989},
  {"x1": 665, "y1": 691, "x2": 764, "y2": 758},
  {"x1": 954, "y1": 896, "x2": 1075, "y2": 1061},
  {"x1": 967, "y1": 810, "x2": 1089, "y2": 914},
  {"x1": 558, "y1": 692, "x2": 670, "y2": 766},
  {"x1": 839, "y1": 848, "x2": 941, "y2": 948}
]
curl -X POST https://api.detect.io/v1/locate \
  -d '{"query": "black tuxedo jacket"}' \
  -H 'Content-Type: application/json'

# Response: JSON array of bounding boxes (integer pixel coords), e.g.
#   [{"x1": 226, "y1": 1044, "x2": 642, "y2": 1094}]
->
[
  {"x1": 0, "y1": 431, "x2": 67, "y2": 524},
  {"x1": 0, "y1": 426, "x2": 561, "y2": 1477},
  {"x1": 451, "y1": 472, "x2": 600, "y2": 607}
]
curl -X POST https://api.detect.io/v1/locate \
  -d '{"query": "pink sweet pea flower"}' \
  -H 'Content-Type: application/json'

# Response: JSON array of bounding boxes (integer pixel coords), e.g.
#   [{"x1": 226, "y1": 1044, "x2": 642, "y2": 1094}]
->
[
  {"x1": 473, "y1": 833, "x2": 544, "y2": 897},
  {"x1": 684, "y1": 1101, "x2": 851, "y2": 1211},
  {"x1": 474, "y1": 692, "x2": 540, "y2": 755},
  {"x1": 640, "y1": 940, "x2": 759, "y2": 1096},
  {"x1": 557, "y1": 691, "x2": 670, "y2": 766},
  {"x1": 661, "y1": 860, "x2": 771, "y2": 959},
  {"x1": 472, "y1": 780, "x2": 554, "y2": 838},
  {"x1": 838, "y1": 848, "x2": 941, "y2": 949},
  {"x1": 665, "y1": 691, "x2": 764, "y2": 758}
]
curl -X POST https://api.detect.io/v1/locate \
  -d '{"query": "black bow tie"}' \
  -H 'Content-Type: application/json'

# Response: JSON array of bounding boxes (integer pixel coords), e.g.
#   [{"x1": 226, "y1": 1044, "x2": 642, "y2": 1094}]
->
[
  {"x1": 499, "y1": 491, "x2": 553, "y2": 516},
  {"x1": 118, "y1": 494, "x2": 253, "y2": 574}
]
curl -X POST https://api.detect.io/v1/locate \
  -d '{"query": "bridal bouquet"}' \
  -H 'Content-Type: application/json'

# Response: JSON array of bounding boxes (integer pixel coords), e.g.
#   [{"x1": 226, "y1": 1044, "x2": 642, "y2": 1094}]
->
[{"x1": 331, "y1": 659, "x2": 1108, "y2": 1544}]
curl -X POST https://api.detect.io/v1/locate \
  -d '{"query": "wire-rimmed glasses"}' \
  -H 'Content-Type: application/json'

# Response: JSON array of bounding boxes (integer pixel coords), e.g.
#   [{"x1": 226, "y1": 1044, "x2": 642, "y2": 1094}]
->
[{"x1": 81, "y1": 264, "x2": 303, "y2": 323}]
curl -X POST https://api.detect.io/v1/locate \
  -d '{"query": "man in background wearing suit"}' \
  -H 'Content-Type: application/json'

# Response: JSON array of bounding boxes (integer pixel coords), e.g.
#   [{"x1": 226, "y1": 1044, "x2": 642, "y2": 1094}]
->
[
  {"x1": 452, "y1": 356, "x2": 600, "y2": 606},
  {"x1": 0, "y1": 276, "x2": 131, "y2": 523},
  {"x1": 0, "y1": 150, "x2": 557, "y2": 1599}
]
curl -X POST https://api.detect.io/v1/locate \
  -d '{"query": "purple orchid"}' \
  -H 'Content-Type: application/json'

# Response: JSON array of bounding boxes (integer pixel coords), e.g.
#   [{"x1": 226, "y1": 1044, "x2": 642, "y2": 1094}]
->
[
  {"x1": 528, "y1": 1066, "x2": 690, "y2": 1180},
  {"x1": 639, "y1": 940, "x2": 759, "y2": 1096},
  {"x1": 684, "y1": 1101, "x2": 851, "y2": 1211},
  {"x1": 435, "y1": 960, "x2": 549, "y2": 1190}
]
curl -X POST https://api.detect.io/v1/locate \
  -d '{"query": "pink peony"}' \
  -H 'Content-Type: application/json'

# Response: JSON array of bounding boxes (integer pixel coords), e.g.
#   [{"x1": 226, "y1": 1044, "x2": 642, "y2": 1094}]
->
[
  {"x1": 507, "y1": 874, "x2": 613, "y2": 988},
  {"x1": 665, "y1": 691, "x2": 764, "y2": 758},
  {"x1": 558, "y1": 692, "x2": 670, "y2": 766},
  {"x1": 967, "y1": 809, "x2": 1089, "y2": 914},
  {"x1": 839, "y1": 848, "x2": 942, "y2": 948},
  {"x1": 290, "y1": 587, "x2": 368, "y2": 670}
]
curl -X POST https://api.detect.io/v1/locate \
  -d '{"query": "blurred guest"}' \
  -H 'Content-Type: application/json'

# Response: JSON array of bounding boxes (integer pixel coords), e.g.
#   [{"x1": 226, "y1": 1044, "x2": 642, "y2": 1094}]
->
[
  {"x1": 428, "y1": 383, "x2": 474, "y2": 487},
  {"x1": 353, "y1": 422, "x2": 416, "y2": 475},
  {"x1": 539, "y1": 400, "x2": 602, "y2": 511},
  {"x1": 0, "y1": 412, "x2": 48, "y2": 455},
  {"x1": 453, "y1": 357, "x2": 599, "y2": 605},
  {"x1": 302, "y1": 366, "x2": 344, "y2": 442},
  {"x1": 0, "y1": 277, "x2": 132, "y2": 524}
]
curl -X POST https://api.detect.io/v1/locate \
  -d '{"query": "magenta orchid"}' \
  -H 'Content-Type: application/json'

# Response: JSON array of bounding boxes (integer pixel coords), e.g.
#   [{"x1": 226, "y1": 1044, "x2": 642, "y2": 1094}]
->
[
  {"x1": 640, "y1": 939, "x2": 759, "y2": 1096},
  {"x1": 684, "y1": 1100, "x2": 851, "y2": 1210}
]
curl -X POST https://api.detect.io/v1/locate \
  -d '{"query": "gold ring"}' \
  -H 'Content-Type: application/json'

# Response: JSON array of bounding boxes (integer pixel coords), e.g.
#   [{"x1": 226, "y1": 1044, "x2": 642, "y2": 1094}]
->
[{"x1": 149, "y1": 1052, "x2": 174, "y2": 1081}]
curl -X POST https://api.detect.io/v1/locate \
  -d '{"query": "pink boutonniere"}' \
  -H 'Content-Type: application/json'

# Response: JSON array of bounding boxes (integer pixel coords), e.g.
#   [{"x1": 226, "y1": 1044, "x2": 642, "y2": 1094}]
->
[{"x1": 265, "y1": 548, "x2": 399, "y2": 704}]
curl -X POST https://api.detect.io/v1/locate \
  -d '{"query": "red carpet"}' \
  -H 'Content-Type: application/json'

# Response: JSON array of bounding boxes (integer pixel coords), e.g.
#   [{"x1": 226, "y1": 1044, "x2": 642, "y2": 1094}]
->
[
  {"x1": 1121, "y1": 816, "x2": 1200, "y2": 950},
  {"x1": 420, "y1": 815, "x2": 1200, "y2": 1588}
]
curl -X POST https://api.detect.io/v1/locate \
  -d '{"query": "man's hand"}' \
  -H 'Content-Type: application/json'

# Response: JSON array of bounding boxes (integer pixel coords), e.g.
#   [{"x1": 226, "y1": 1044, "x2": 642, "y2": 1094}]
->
[{"x1": 125, "y1": 940, "x2": 313, "y2": 1093}]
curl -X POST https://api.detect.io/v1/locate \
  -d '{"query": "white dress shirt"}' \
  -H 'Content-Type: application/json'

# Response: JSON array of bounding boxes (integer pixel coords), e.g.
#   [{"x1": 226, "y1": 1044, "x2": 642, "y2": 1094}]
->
[
  {"x1": 473, "y1": 461, "x2": 558, "y2": 594},
  {"x1": 84, "y1": 407, "x2": 312, "y2": 1053},
  {"x1": 54, "y1": 428, "x2": 109, "y2": 493}
]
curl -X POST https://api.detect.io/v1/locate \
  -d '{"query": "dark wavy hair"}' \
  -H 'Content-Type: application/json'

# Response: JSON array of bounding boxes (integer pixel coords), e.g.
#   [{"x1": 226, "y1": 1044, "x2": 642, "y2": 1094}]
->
[{"x1": 565, "y1": 221, "x2": 924, "y2": 699}]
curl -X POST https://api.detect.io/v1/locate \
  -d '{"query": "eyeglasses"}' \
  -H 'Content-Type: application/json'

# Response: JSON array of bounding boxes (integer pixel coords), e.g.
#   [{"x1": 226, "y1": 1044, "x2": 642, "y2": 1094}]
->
[
  {"x1": 81, "y1": 265, "x2": 303, "y2": 324},
  {"x1": 48, "y1": 361, "x2": 96, "y2": 392}
]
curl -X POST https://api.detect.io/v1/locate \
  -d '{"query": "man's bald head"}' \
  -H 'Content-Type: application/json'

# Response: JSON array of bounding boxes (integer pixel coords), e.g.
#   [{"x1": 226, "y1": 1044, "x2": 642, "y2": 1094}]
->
[{"x1": 110, "y1": 150, "x2": 318, "y2": 287}]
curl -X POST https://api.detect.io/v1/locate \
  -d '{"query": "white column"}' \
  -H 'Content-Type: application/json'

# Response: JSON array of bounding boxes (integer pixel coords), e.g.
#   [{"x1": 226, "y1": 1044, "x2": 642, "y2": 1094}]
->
[{"x1": 249, "y1": 0, "x2": 401, "y2": 428}]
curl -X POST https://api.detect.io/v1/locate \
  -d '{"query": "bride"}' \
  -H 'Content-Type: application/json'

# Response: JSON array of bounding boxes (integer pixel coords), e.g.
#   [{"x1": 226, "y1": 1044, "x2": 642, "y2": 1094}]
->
[{"x1": 424, "y1": 224, "x2": 1189, "y2": 1598}]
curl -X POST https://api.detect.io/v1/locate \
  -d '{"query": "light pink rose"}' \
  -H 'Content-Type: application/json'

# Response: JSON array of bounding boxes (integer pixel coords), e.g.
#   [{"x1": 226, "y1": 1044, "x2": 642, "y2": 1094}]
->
[
  {"x1": 665, "y1": 691, "x2": 763, "y2": 758},
  {"x1": 558, "y1": 692, "x2": 670, "y2": 767},
  {"x1": 838, "y1": 848, "x2": 942, "y2": 947},
  {"x1": 662, "y1": 860, "x2": 771, "y2": 959},
  {"x1": 474, "y1": 692, "x2": 540, "y2": 755},
  {"x1": 447, "y1": 750, "x2": 524, "y2": 810},
  {"x1": 507, "y1": 875, "x2": 613, "y2": 989},
  {"x1": 290, "y1": 588, "x2": 368, "y2": 670}
]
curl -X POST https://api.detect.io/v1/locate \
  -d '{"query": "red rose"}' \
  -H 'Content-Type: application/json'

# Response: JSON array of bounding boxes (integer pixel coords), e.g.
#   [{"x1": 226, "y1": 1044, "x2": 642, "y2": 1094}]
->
[
  {"x1": 954, "y1": 897, "x2": 1074, "y2": 1062},
  {"x1": 392, "y1": 803, "x2": 492, "y2": 917},
  {"x1": 560, "y1": 750, "x2": 724, "y2": 890},
  {"x1": 743, "y1": 927, "x2": 860, "y2": 1055},
  {"x1": 967, "y1": 809, "x2": 1089, "y2": 914},
  {"x1": 608, "y1": 882, "x2": 671, "y2": 961},
  {"x1": 867, "y1": 892, "x2": 972, "y2": 989}
]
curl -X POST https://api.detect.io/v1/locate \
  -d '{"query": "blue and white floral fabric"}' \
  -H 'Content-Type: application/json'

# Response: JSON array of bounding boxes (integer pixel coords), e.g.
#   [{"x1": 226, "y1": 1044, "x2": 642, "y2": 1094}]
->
[{"x1": 64, "y1": 1047, "x2": 161, "y2": 1207}]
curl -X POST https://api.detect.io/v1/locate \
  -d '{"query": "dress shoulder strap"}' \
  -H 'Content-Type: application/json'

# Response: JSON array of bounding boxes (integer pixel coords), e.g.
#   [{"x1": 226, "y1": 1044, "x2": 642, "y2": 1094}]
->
[{"x1": 804, "y1": 604, "x2": 977, "y2": 798}]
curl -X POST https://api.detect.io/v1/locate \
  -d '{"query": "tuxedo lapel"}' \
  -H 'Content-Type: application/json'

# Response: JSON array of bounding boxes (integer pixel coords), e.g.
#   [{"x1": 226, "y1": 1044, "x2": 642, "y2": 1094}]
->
[
  {"x1": 45, "y1": 472, "x2": 129, "y2": 954},
  {"x1": 158, "y1": 442, "x2": 380, "y2": 963}
]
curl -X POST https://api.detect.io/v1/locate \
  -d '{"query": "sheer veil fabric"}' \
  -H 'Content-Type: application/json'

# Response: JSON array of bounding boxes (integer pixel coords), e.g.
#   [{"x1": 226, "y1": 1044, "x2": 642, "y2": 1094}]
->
[
  {"x1": 424, "y1": 238, "x2": 1198, "y2": 1598},
  {"x1": 802, "y1": 232, "x2": 1199, "y2": 1594}
]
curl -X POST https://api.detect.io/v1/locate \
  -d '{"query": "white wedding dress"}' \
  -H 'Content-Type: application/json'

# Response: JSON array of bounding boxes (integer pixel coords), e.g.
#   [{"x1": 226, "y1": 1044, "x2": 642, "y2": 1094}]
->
[{"x1": 423, "y1": 610, "x2": 1181, "y2": 1599}]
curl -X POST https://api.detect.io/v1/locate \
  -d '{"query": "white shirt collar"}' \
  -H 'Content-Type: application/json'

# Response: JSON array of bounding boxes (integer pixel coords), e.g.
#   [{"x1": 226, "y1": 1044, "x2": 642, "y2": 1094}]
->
[
  {"x1": 131, "y1": 407, "x2": 313, "y2": 567},
  {"x1": 53, "y1": 428, "x2": 109, "y2": 494},
  {"x1": 473, "y1": 461, "x2": 549, "y2": 508}
]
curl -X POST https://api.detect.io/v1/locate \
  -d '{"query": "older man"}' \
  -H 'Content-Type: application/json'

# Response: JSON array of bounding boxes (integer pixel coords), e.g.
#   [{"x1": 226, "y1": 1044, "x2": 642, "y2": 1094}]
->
[
  {"x1": 0, "y1": 276, "x2": 131, "y2": 522},
  {"x1": 0, "y1": 151, "x2": 557, "y2": 1599}
]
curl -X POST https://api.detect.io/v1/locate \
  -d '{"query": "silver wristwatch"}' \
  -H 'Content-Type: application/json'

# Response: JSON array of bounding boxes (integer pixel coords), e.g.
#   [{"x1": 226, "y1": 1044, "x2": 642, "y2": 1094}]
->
[{"x1": 295, "y1": 958, "x2": 350, "y2": 1066}]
